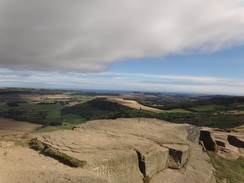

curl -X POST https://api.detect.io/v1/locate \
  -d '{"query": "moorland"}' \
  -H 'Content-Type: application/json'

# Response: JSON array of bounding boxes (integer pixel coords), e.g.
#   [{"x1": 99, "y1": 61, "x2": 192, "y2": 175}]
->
[{"x1": 0, "y1": 88, "x2": 243, "y2": 183}]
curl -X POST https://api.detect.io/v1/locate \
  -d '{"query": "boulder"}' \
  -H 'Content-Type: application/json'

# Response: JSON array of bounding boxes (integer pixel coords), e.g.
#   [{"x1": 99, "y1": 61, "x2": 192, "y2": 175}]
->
[
  {"x1": 136, "y1": 145, "x2": 169, "y2": 177},
  {"x1": 164, "y1": 144, "x2": 190, "y2": 169}
]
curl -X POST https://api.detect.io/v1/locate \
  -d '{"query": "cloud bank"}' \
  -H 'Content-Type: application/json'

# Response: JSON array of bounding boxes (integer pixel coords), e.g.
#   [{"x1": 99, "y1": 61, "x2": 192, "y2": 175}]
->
[
  {"x1": 1, "y1": 70, "x2": 244, "y2": 95},
  {"x1": 1, "y1": 0, "x2": 244, "y2": 72}
]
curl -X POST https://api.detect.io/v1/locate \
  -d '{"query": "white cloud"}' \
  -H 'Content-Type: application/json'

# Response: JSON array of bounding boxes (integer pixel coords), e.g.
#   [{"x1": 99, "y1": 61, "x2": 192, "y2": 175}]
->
[
  {"x1": 1, "y1": 70, "x2": 244, "y2": 95},
  {"x1": 0, "y1": 0, "x2": 244, "y2": 72}
]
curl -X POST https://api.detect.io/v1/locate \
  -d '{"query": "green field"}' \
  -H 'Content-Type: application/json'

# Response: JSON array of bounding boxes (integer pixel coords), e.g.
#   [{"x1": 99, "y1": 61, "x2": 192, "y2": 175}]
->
[
  {"x1": 0, "y1": 103, "x2": 34, "y2": 110},
  {"x1": 0, "y1": 103, "x2": 64, "y2": 126},
  {"x1": 190, "y1": 105, "x2": 225, "y2": 112},
  {"x1": 154, "y1": 109, "x2": 192, "y2": 113},
  {"x1": 36, "y1": 114, "x2": 87, "y2": 132}
]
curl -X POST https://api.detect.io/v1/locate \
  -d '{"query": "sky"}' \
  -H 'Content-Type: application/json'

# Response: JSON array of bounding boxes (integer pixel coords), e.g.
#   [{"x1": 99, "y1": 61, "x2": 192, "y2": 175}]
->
[{"x1": 1, "y1": 0, "x2": 244, "y2": 95}]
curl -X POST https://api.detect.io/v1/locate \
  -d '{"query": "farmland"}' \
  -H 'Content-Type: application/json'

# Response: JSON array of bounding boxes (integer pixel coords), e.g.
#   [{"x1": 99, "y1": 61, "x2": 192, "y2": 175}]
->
[
  {"x1": 0, "y1": 88, "x2": 244, "y2": 132},
  {"x1": 190, "y1": 105, "x2": 225, "y2": 112}
]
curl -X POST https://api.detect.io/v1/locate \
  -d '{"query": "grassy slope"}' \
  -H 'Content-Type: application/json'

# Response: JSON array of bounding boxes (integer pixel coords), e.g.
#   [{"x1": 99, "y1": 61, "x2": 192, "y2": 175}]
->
[
  {"x1": 154, "y1": 109, "x2": 192, "y2": 113},
  {"x1": 208, "y1": 152, "x2": 244, "y2": 183},
  {"x1": 35, "y1": 114, "x2": 87, "y2": 132}
]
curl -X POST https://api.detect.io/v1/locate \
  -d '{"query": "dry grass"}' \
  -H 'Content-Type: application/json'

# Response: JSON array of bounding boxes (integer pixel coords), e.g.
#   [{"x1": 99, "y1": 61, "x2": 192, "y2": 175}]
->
[
  {"x1": 208, "y1": 152, "x2": 244, "y2": 183},
  {"x1": 0, "y1": 118, "x2": 41, "y2": 136},
  {"x1": 107, "y1": 98, "x2": 163, "y2": 112}
]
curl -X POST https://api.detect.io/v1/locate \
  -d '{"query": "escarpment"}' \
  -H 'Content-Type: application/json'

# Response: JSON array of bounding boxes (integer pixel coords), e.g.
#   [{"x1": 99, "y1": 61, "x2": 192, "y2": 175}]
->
[{"x1": 33, "y1": 118, "x2": 216, "y2": 183}]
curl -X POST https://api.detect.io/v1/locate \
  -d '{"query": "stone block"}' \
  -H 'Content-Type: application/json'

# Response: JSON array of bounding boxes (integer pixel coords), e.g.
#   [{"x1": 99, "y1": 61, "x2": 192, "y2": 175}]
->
[
  {"x1": 165, "y1": 144, "x2": 190, "y2": 169},
  {"x1": 136, "y1": 146, "x2": 169, "y2": 177},
  {"x1": 84, "y1": 149, "x2": 144, "y2": 183}
]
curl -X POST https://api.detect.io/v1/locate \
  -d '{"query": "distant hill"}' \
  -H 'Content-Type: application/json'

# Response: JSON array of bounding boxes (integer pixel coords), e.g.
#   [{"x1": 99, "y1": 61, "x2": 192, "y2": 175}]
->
[
  {"x1": 161, "y1": 96, "x2": 244, "y2": 111},
  {"x1": 61, "y1": 98, "x2": 153, "y2": 120},
  {"x1": 1, "y1": 88, "x2": 243, "y2": 129},
  {"x1": 62, "y1": 97, "x2": 244, "y2": 129}
]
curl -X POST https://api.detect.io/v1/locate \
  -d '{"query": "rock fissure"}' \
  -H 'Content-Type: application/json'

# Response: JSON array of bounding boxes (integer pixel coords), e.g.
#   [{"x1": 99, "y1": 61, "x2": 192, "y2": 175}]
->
[
  {"x1": 199, "y1": 130, "x2": 217, "y2": 151},
  {"x1": 136, "y1": 150, "x2": 146, "y2": 176},
  {"x1": 227, "y1": 135, "x2": 244, "y2": 148}
]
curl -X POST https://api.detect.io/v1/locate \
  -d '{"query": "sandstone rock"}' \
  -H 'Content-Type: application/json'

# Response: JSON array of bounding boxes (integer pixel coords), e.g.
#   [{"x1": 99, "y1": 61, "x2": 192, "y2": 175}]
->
[
  {"x1": 83, "y1": 149, "x2": 143, "y2": 183},
  {"x1": 0, "y1": 146, "x2": 109, "y2": 183},
  {"x1": 213, "y1": 131, "x2": 228, "y2": 147},
  {"x1": 33, "y1": 118, "x2": 215, "y2": 183},
  {"x1": 200, "y1": 128, "x2": 217, "y2": 151},
  {"x1": 186, "y1": 126, "x2": 200, "y2": 143},
  {"x1": 0, "y1": 141, "x2": 15, "y2": 148},
  {"x1": 136, "y1": 145, "x2": 169, "y2": 177},
  {"x1": 164, "y1": 144, "x2": 189, "y2": 169},
  {"x1": 227, "y1": 135, "x2": 244, "y2": 148},
  {"x1": 213, "y1": 130, "x2": 244, "y2": 159},
  {"x1": 150, "y1": 143, "x2": 216, "y2": 183}
]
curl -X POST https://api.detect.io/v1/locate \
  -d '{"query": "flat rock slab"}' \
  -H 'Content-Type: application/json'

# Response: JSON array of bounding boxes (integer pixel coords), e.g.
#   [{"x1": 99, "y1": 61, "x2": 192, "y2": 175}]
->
[{"x1": 0, "y1": 146, "x2": 108, "y2": 183}]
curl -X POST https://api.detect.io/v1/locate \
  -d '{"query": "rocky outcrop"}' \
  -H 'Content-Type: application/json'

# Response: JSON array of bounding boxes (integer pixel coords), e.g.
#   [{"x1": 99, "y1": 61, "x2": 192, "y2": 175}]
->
[
  {"x1": 0, "y1": 146, "x2": 109, "y2": 183},
  {"x1": 165, "y1": 144, "x2": 189, "y2": 169},
  {"x1": 199, "y1": 128, "x2": 217, "y2": 151},
  {"x1": 212, "y1": 129, "x2": 244, "y2": 159},
  {"x1": 227, "y1": 135, "x2": 244, "y2": 148},
  {"x1": 84, "y1": 149, "x2": 143, "y2": 183},
  {"x1": 136, "y1": 146, "x2": 169, "y2": 177},
  {"x1": 34, "y1": 118, "x2": 216, "y2": 183},
  {"x1": 150, "y1": 143, "x2": 216, "y2": 183}
]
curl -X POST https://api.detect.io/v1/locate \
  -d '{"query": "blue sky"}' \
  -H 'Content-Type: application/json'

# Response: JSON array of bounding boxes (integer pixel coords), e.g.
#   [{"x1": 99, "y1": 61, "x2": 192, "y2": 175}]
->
[
  {"x1": 111, "y1": 45, "x2": 244, "y2": 78},
  {"x1": 1, "y1": 0, "x2": 244, "y2": 95}
]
